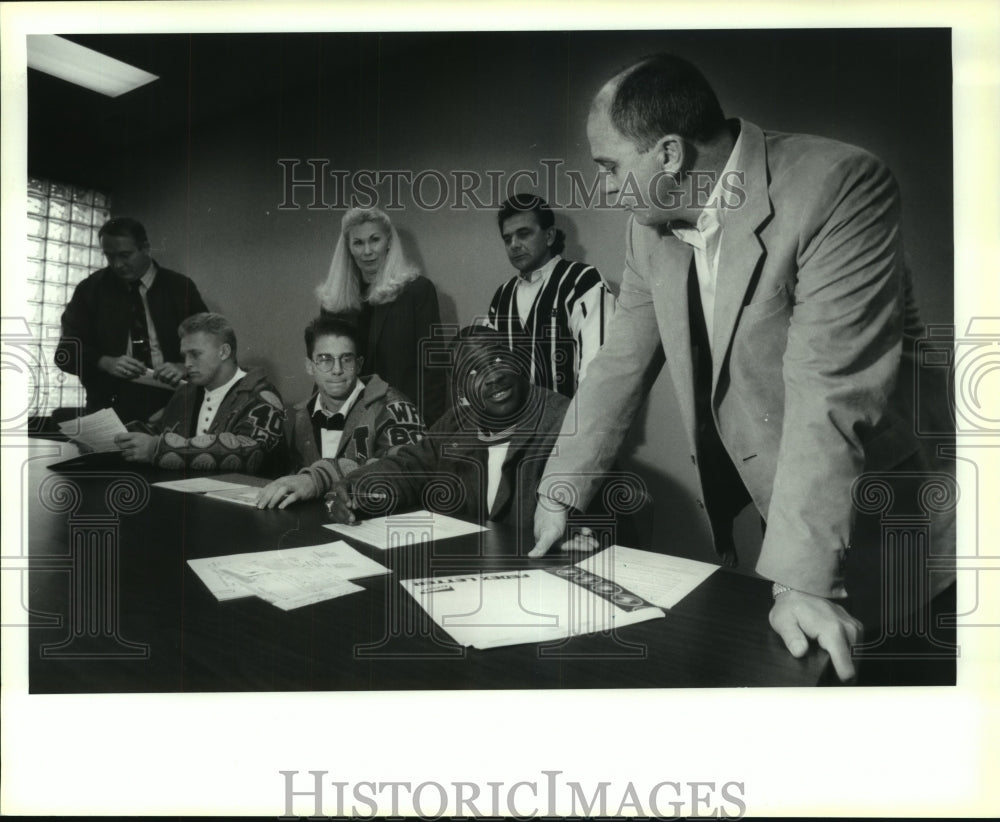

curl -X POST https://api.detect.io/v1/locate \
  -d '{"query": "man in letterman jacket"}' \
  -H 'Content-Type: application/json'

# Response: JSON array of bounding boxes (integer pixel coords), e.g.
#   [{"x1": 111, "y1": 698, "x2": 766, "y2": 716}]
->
[{"x1": 114, "y1": 312, "x2": 287, "y2": 476}]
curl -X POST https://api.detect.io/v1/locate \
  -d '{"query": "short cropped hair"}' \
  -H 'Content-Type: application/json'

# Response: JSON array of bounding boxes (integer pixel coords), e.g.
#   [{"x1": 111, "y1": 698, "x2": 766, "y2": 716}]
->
[
  {"x1": 304, "y1": 315, "x2": 360, "y2": 359},
  {"x1": 178, "y1": 312, "x2": 238, "y2": 359},
  {"x1": 497, "y1": 194, "x2": 565, "y2": 256},
  {"x1": 98, "y1": 217, "x2": 149, "y2": 248},
  {"x1": 451, "y1": 325, "x2": 529, "y2": 377},
  {"x1": 609, "y1": 54, "x2": 726, "y2": 150}
]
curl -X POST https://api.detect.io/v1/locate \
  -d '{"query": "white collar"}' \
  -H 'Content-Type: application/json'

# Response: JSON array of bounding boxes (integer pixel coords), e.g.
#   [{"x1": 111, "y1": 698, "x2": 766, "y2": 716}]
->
[
  {"x1": 204, "y1": 367, "x2": 246, "y2": 399},
  {"x1": 313, "y1": 378, "x2": 365, "y2": 418},
  {"x1": 672, "y1": 128, "x2": 745, "y2": 246},
  {"x1": 138, "y1": 260, "x2": 157, "y2": 290},
  {"x1": 518, "y1": 254, "x2": 561, "y2": 285}
]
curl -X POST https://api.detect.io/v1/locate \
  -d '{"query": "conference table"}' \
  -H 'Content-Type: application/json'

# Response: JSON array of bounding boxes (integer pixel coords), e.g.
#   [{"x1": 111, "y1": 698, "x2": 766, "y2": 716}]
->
[{"x1": 22, "y1": 439, "x2": 832, "y2": 692}]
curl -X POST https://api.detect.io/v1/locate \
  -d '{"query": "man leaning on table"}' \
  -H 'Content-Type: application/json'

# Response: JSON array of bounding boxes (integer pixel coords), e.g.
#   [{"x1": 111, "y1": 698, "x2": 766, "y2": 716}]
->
[
  {"x1": 528, "y1": 53, "x2": 954, "y2": 683},
  {"x1": 256, "y1": 315, "x2": 424, "y2": 507},
  {"x1": 114, "y1": 312, "x2": 287, "y2": 475}
]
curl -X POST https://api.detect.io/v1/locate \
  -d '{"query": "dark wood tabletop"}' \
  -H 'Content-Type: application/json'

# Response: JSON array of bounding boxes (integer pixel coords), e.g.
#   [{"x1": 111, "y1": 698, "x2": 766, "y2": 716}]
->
[{"x1": 24, "y1": 443, "x2": 831, "y2": 692}]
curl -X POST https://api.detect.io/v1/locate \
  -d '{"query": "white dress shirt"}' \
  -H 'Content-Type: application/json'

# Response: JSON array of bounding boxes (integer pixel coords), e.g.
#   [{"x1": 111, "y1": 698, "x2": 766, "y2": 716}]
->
[
  {"x1": 313, "y1": 379, "x2": 365, "y2": 457},
  {"x1": 671, "y1": 129, "x2": 745, "y2": 354},
  {"x1": 513, "y1": 254, "x2": 612, "y2": 383}
]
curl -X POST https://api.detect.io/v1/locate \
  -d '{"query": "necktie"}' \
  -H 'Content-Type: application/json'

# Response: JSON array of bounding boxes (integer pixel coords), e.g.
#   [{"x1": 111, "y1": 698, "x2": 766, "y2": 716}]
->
[
  {"x1": 128, "y1": 281, "x2": 152, "y2": 367},
  {"x1": 314, "y1": 410, "x2": 345, "y2": 431}
]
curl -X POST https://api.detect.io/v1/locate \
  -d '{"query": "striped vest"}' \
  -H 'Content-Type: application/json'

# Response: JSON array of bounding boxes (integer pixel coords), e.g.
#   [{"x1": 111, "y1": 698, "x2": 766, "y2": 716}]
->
[{"x1": 487, "y1": 259, "x2": 606, "y2": 398}]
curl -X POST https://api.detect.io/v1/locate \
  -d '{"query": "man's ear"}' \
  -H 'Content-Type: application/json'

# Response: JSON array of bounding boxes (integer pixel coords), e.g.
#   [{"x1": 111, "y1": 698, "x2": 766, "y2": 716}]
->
[
  {"x1": 219, "y1": 343, "x2": 233, "y2": 361},
  {"x1": 656, "y1": 134, "x2": 686, "y2": 174},
  {"x1": 544, "y1": 226, "x2": 556, "y2": 248},
  {"x1": 305, "y1": 356, "x2": 315, "y2": 377}
]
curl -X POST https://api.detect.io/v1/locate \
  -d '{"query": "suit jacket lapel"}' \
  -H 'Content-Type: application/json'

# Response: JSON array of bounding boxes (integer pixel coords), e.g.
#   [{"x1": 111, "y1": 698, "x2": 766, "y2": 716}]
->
[
  {"x1": 649, "y1": 233, "x2": 699, "y2": 447},
  {"x1": 711, "y1": 119, "x2": 774, "y2": 392}
]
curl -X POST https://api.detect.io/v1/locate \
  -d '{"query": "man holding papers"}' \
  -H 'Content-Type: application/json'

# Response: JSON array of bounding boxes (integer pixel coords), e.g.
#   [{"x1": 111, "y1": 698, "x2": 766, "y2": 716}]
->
[
  {"x1": 56, "y1": 217, "x2": 208, "y2": 422},
  {"x1": 255, "y1": 316, "x2": 425, "y2": 506},
  {"x1": 259, "y1": 326, "x2": 569, "y2": 533},
  {"x1": 113, "y1": 312, "x2": 287, "y2": 475}
]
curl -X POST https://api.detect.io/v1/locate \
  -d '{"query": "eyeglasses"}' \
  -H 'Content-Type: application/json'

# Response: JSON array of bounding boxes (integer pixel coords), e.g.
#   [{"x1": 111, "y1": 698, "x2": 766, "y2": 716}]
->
[{"x1": 312, "y1": 353, "x2": 359, "y2": 372}]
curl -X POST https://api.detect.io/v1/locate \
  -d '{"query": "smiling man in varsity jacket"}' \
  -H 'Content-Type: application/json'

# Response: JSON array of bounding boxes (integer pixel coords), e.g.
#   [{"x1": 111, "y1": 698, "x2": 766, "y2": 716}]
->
[
  {"x1": 113, "y1": 312, "x2": 287, "y2": 476},
  {"x1": 486, "y1": 194, "x2": 616, "y2": 398},
  {"x1": 255, "y1": 315, "x2": 424, "y2": 508}
]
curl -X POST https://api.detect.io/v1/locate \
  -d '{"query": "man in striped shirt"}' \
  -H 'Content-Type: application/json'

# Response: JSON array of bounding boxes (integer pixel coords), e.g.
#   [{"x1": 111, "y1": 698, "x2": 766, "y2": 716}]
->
[{"x1": 486, "y1": 194, "x2": 615, "y2": 398}]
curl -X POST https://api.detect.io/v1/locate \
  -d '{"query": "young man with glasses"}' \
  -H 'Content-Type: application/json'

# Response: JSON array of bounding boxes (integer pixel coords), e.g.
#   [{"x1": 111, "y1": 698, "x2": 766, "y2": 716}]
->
[{"x1": 256, "y1": 316, "x2": 424, "y2": 508}]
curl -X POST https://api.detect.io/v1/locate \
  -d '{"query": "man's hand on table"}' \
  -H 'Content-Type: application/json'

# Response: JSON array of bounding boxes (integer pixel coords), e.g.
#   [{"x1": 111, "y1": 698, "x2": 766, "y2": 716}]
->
[
  {"x1": 529, "y1": 498, "x2": 600, "y2": 557},
  {"x1": 769, "y1": 589, "x2": 864, "y2": 682},
  {"x1": 256, "y1": 474, "x2": 318, "y2": 509},
  {"x1": 322, "y1": 481, "x2": 358, "y2": 524}
]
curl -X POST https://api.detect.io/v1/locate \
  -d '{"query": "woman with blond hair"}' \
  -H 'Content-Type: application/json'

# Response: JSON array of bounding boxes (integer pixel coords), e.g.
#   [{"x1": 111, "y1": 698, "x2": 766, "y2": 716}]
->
[{"x1": 317, "y1": 207, "x2": 445, "y2": 423}]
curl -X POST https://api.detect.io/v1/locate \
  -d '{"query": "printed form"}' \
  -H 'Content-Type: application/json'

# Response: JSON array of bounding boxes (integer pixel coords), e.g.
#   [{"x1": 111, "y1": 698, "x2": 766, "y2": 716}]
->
[{"x1": 324, "y1": 509, "x2": 487, "y2": 550}]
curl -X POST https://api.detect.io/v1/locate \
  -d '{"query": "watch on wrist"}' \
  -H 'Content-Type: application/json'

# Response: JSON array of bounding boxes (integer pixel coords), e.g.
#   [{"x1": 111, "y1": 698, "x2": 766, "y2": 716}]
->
[{"x1": 772, "y1": 582, "x2": 795, "y2": 599}]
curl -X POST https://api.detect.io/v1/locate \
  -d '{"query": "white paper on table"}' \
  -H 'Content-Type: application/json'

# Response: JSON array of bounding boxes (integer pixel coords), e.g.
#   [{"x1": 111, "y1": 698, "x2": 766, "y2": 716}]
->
[
  {"x1": 235, "y1": 571, "x2": 364, "y2": 610},
  {"x1": 153, "y1": 477, "x2": 252, "y2": 493},
  {"x1": 401, "y1": 567, "x2": 663, "y2": 649},
  {"x1": 188, "y1": 541, "x2": 389, "y2": 603},
  {"x1": 57, "y1": 408, "x2": 127, "y2": 452},
  {"x1": 324, "y1": 509, "x2": 487, "y2": 550},
  {"x1": 203, "y1": 485, "x2": 265, "y2": 506},
  {"x1": 186, "y1": 554, "x2": 258, "y2": 600},
  {"x1": 575, "y1": 545, "x2": 718, "y2": 609}
]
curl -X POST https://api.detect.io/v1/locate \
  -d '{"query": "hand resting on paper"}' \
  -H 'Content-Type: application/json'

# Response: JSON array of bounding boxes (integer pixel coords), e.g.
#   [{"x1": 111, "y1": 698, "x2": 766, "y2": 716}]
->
[
  {"x1": 322, "y1": 481, "x2": 358, "y2": 524},
  {"x1": 255, "y1": 474, "x2": 320, "y2": 509}
]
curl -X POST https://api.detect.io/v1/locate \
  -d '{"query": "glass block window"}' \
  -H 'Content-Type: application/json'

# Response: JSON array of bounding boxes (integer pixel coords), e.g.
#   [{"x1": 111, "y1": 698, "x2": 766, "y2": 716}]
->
[{"x1": 27, "y1": 176, "x2": 110, "y2": 415}]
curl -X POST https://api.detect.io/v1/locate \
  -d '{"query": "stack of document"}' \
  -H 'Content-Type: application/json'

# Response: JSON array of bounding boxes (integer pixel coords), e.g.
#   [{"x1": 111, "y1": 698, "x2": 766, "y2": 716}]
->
[
  {"x1": 401, "y1": 546, "x2": 718, "y2": 649},
  {"x1": 187, "y1": 541, "x2": 390, "y2": 611},
  {"x1": 57, "y1": 408, "x2": 127, "y2": 452},
  {"x1": 154, "y1": 476, "x2": 265, "y2": 506}
]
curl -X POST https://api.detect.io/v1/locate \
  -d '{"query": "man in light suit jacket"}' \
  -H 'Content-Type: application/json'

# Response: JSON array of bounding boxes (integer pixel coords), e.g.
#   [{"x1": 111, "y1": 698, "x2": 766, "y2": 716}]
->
[{"x1": 530, "y1": 54, "x2": 953, "y2": 682}]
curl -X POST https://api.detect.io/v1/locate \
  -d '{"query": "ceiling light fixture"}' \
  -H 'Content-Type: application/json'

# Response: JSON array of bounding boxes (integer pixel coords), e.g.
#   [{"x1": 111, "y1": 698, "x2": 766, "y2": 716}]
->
[{"x1": 27, "y1": 34, "x2": 158, "y2": 98}]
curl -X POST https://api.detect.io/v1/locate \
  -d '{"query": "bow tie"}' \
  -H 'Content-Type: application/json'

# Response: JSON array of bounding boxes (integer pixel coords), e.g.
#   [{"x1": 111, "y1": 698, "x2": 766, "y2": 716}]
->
[{"x1": 313, "y1": 410, "x2": 345, "y2": 431}]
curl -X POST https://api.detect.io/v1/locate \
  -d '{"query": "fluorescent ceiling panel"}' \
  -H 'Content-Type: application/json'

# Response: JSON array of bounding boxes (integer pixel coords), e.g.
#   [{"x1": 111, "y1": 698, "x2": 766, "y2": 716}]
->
[{"x1": 27, "y1": 34, "x2": 158, "y2": 98}]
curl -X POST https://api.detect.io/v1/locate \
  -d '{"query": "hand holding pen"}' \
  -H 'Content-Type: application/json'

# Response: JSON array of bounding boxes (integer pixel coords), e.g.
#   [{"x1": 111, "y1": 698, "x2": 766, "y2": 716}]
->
[
  {"x1": 323, "y1": 480, "x2": 388, "y2": 524},
  {"x1": 323, "y1": 481, "x2": 358, "y2": 523}
]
